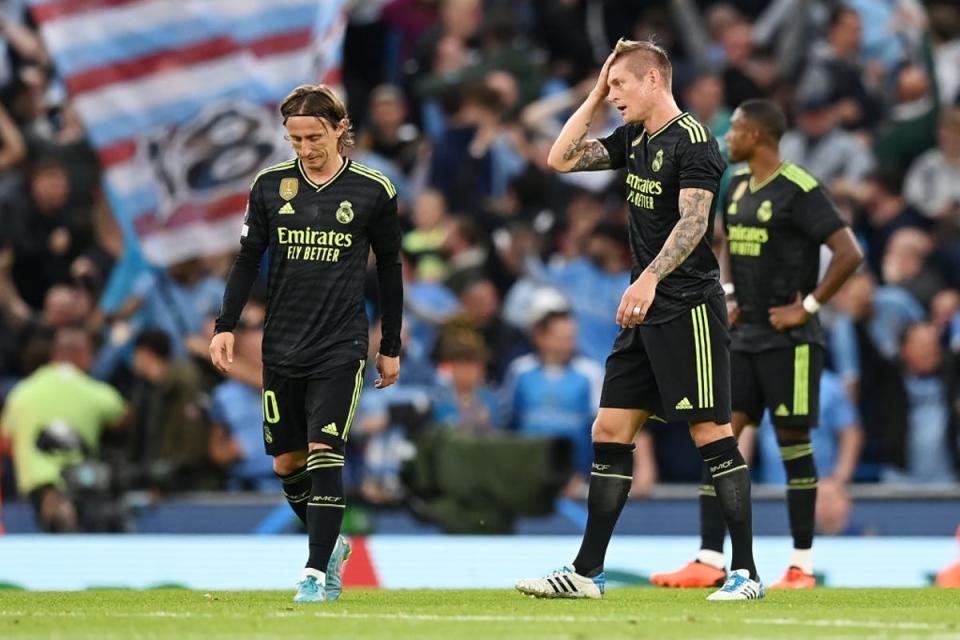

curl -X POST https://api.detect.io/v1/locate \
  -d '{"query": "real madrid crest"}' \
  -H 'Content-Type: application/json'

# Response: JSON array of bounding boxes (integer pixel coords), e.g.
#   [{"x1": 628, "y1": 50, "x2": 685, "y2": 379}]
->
[
  {"x1": 652, "y1": 148, "x2": 663, "y2": 172},
  {"x1": 336, "y1": 200, "x2": 354, "y2": 224},
  {"x1": 279, "y1": 177, "x2": 298, "y2": 201},
  {"x1": 757, "y1": 199, "x2": 773, "y2": 223}
]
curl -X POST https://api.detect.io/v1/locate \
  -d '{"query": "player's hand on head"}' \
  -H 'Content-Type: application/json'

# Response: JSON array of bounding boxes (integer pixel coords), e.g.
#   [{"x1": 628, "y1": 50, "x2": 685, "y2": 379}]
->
[
  {"x1": 209, "y1": 332, "x2": 235, "y2": 373},
  {"x1": 616, "y1": 271, "x2": 658, "y2": 328},
  {"x1": 375, "y1": 353, "x2": 400, "y2": 389},
  {"x1": 767, "y1": 292, "x2": 809, "y2": 331},
  {"x1": 592, "y1": 52, "x2": 616, "y2": 99}
]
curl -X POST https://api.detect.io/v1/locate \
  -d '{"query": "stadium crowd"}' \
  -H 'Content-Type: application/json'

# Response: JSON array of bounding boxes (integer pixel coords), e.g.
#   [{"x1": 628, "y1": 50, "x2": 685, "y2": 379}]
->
[{"x1": 0, "y1": 0, "x2": 959, "y2": 532}]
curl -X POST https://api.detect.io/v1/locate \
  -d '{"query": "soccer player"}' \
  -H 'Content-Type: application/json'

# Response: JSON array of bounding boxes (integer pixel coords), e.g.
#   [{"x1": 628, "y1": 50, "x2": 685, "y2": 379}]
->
[
  {"x1": 515, "y1": 39, "x2": 763, "y2": 601},
  {"x1": 651, "y1": 99, "x2": 863, "y2": 590},
  {"x1": 209, "y1": 85, "x2": 402, "y2": 603}
]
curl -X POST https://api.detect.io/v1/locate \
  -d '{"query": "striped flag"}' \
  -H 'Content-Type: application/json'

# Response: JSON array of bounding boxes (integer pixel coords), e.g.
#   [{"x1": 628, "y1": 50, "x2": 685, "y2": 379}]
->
[{"x1": 30, "y1": 0, "x2": 348, "y2": 266}]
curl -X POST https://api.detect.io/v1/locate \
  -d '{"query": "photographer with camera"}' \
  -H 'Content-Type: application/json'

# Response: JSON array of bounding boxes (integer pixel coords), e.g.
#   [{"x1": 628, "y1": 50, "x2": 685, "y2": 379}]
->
[{"x1": 0, "y1": 327, "x2": 128, "y2": 532}]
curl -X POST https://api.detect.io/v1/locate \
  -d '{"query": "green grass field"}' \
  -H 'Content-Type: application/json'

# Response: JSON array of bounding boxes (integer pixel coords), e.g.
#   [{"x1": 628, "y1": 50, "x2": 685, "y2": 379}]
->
[{"x1": 1, "y1": 588, "x2": 958, "y2": 640}]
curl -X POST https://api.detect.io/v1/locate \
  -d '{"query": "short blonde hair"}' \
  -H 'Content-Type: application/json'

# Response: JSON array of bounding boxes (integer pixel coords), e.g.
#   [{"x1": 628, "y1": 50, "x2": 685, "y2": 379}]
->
[
  {"x1": 280, "y1": 84, "x2": 355, "y2": 148},
  {"x1": 612, "y1": 38, "x2": 672, "y2": 86}
]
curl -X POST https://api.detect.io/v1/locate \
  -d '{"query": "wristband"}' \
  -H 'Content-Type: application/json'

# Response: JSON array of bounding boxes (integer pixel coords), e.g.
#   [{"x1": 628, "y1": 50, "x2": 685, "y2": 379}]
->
[{"x1": 802, "y1": 294, "x2": 821, "y2": 315}]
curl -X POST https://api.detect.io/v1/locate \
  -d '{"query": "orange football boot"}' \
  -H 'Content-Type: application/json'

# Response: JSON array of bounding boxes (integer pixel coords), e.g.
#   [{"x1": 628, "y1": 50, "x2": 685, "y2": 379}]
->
[
  {"x1": 651, "y1": 561, "x2": 726, "y2": 588},
  {"x1": 769, "y1": 566, "x2": 816, "y2": 589},
  {"x1": 935, "y1": 526, "x2": 960, "y2": 588}
]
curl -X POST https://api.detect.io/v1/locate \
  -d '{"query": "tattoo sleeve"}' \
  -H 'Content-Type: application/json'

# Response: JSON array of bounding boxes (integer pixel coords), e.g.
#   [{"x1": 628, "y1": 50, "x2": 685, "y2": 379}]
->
[
  {"x1": 645, "y1": 188, "x2": 712, "y2": 281},
  {"x1": 571, "y1": 141, "x2": 612, "y2": 171},
  {"x1": 561, "y1": 127, "x2": 611, "y2": 171}
]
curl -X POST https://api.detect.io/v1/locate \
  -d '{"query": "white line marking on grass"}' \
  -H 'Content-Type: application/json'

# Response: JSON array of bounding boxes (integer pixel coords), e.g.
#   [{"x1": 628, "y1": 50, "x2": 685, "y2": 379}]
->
[
  {"x1": 1, "y1": 609, "x2": 954, "y2": 633},
  {"x1": 286, "y1": 611, "x2": 957, "y2": 632},
  {"x1": 742, "y1": 617, "x2": 954, "y2": 631}
]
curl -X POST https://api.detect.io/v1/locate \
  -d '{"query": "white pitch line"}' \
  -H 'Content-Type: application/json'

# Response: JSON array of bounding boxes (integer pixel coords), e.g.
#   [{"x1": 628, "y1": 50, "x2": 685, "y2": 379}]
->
[
  {"x1": 297, "y1": 612, "x2": 956, "y2": 631},
  {"x1": 0, "y1": 609, "x2": 954, "y2": 632}
]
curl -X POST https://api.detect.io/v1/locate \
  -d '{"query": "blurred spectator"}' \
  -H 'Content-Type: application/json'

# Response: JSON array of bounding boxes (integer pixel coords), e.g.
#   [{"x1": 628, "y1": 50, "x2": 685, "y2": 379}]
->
[
  {"x1": 682, "y1": 72, "x2": 731, "y2": 144},
  {"x1": 855, "y1": 168, "x2": 931, "y2": 278},
  {"x1": 669, "y1": 1, "x2": 774, "y2": 108},
  {"x1": 529, "y1": 222, "x2": 631, "y2": 364},
  {"x1": 128, "y1": 329, "x2": 219, "y2": 492},
  {"x1": 794, "y1": 5, "x2": 883, "y2": 132},
  {"x1": 356, "y1": 84, "x2": 423, "y2": 176},
  {"x1": 207, "y1": 299, "x2": 277, "y2": 492},
  {"x1": 428, "y1": 83, "x2": 525, "y2": 213},
  {"x1": 0, "y1": 279, "x2": 92, "y2": 378},
  {"x1": 880, "y1": 228, "x2": 946, "y2": 307},
  {"x1": 529, "y1": 0, "x2": 595, "y2": 86},
  {"x1": 0, "y1": 327, "x2": 126, "y2": 531},
  {"x1": 403, "y1": 189, "x2": 451, "y2": 281},
  {"x1": 353, "y1": 334, "x2": 429, "y2": 505},
  {"x1": 903, "y1": 107, "x2": 960, "y2": 223},
  {"x1": 442, "y1": 215, "x2": 488, "y2": 286},
  {"x1": 431, "y1": 327, "x2": 500, "y2": 432},
  {"x1": 0, "y1": 101, "x2": 25, "y2": 196},
  {"x1": 929, "y1": 2, "x2": 960, "y2": 107},
  {"x1": 780, "y1": 96, "x2": 875, "y2": 186},
  {"x1": 446, "y1": 275, "x2": 526, "y2": 382},
  {"x1": 501, "y1": 310, "x2": 601, "y2": 497},
  {"x1": 881, "y1": 323, "x2": 958, "y2": 484},
  {"x1": 3, "y1": 157, "x2": 91, "y2": 309},
  {"x1": 110, "y1": 258, "x2": 224, "y2": 359},
  {"x1": 872, "y1": 36, "x2": 940, "y2": 174}
]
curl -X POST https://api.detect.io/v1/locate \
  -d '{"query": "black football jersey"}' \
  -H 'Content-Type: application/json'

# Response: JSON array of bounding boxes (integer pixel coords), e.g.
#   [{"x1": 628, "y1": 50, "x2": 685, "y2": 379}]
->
[
  {"x1": 220, "y1": 157, "x2": 401, "y2": 376},
  {"x1": 599, "y1": 112, "x2": 726, "y2": 323},
  {"x1": 722, "y1": 162, "x2": 846, "y2": 352}
]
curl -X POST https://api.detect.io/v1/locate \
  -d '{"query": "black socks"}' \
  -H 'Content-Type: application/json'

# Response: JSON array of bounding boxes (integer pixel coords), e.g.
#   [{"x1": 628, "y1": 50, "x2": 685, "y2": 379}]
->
[{"x1": 572, "y1": 442, "x2": 635, "y2": 577}]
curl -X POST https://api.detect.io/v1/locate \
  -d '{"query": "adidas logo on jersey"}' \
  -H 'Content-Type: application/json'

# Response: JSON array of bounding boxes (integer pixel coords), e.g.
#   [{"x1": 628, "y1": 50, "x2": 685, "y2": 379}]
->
[
  {"x1": 775, "y1": 404, "x2": 790, "y2": 417},
  {"x1": 278, "y1": 202, "x2": 295, "y2": 214},
  {"x1": 675, "y1": 397, "x2": 693, "y2": 410},
  {"x1": 321, "y1": 422, "x2": 339, "y2": 436}
]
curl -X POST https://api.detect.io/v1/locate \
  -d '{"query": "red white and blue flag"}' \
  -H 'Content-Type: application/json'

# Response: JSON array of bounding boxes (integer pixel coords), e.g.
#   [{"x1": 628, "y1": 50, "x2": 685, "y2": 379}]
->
[{"x1": 30, "y1": 0, "x2": 348, "y2": 266}]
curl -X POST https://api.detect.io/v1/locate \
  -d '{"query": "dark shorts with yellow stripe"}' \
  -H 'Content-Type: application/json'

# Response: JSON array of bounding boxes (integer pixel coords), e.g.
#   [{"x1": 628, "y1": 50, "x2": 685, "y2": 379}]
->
[
  {"x1": 600, "y1": 294, "x2": 731, "y2": 424},
  {"x1": 260, "y1": 359, "x2": 365, "y2": 456},
  {"x1": 731, "y1": 344, "x2": 823, "y2": 428}
]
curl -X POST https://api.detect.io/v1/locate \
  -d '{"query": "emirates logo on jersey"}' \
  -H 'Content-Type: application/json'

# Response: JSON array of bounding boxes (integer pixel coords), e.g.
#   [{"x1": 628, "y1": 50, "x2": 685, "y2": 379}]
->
[{"x1": 652, "y1": 148, "x2": 663, "y2": 172}]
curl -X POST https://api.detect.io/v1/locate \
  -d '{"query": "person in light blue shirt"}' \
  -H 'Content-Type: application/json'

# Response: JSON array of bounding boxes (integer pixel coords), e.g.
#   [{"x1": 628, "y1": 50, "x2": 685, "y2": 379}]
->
[
  {"x1": 753, "y1": 369, "x2": 863, "y2": 486},
  {"x1": 431, "y1": 329, "x2": 501, "y2": 433},
  {"x1": 209, "y1": 378, "x2": 277, "y2": 491},
  {"x1": 122, "y1": 259, "x2": 225, "y2": 359},
  {"x1": 525, "y1": 223, "x2": 631, "y2": 364},
  {"x1": 501, "y1": 311, "x2": 602, "y2": 482},
  {"x1": 207, "y1": 302, "x2": 277, "y2": 492}
]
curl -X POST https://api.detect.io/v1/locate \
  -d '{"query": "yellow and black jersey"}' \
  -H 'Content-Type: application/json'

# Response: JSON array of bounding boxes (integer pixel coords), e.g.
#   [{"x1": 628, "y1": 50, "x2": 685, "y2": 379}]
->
[
  {"x1": 599, "y1": 112, "x2": 726, "y2": 324},
  {"x1": 216, "y1": 157, "x2": 402, "y2": 376},
  {"x1": 722, "y1": 161, "x2": 846, "y2": 352}
]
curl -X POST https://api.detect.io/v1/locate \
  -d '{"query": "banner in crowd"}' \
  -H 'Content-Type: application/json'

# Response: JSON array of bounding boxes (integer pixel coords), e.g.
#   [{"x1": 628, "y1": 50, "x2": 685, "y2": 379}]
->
[{"x1": 30, "y1": 0, "x2": 347, "y2": 266}]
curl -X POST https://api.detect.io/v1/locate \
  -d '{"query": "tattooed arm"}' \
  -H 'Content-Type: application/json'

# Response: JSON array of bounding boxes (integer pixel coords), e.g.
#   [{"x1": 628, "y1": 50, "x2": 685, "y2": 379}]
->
[
  {"x1": 616, "y1": 188, "x2": 715, "y2": 327},
  {"x1": 547, "y1": 54, "x2": 616, "y2": 173},
  {"x1": 645, "y1": 188, "x2": 713, "y2": 281}
]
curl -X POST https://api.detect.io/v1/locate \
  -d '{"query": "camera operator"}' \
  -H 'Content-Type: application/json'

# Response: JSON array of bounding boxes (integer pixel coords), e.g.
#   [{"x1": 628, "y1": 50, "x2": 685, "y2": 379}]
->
[{"x1": 0, "y1": 327, "x2": 128, "y2": 531}]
